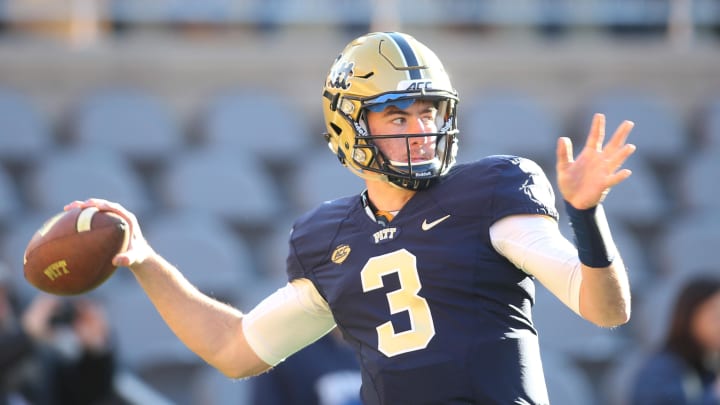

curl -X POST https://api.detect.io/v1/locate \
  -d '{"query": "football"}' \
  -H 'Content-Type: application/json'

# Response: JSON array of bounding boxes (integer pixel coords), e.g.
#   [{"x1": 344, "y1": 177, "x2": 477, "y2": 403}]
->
[{"x1": 23, "y1": 207, "x2": 129, "y2": 295}]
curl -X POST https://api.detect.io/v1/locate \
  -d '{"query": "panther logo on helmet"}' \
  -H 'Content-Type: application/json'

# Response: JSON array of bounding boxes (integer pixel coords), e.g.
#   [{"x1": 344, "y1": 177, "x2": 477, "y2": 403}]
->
[{"x1": 327, "y1": 60, "x2": 354, "y2": 90}]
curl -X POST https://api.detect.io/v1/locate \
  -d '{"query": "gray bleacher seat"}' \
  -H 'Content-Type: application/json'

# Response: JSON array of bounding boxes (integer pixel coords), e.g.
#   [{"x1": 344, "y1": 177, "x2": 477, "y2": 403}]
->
[
  {"x1": 103, "y1": 282, "x2": 203, "y2": 373},
  {"x1": 577, "y1": 90, "x2": 687, "y2": 169},
  {"x1": 286, "y1": 147, "x2": 365, "y2": 215},
  {"x1": 0, "y1": 213, "x2": 45, "y2": 300},
  {"x1": 599, "y1": 156, "x2": 669, "y2": 229},
  {"x1": 542, "y1": 350, "x2": 596, "y2": 405},
  {"x1": 608, "y1": 223, "x2": 655, "y2": 291},
  {"x1": 459, "y1": 90, "x2": 560, "y2": 166},
  {"x1": 254, "y1": 215, "x2": 294, "y2": 282},
  {"x1": 0, "y1": 164, "x2": 21, "y2": 225},
  {"x1": 143, "y1": 211, "x2": 259, "y2": 303},
  {"x1": 677, "y1": 149, "x2": 720, "y2": 214},
  {"x1": 697, "y1": 95, "x2": 720, "y2": 151},
  {"x1": 72, "y1": 87, "x2": 183, "y2": 167},
  {"x1": 654, "y1": 212, "x2": 719, "y2": 278},
  {"x1": 157, "y1": 147, "x2": 282, "y2": 230},
  {"x1": 0, "y1": 87, "x2": 53, "y2": 167},
  {"x1": 199, "y1": 89, "x2": 313, "y2": 170},
  {"x1": 110, "y1": 0, "x2": 239, "y2": 24},
  {"x1": 24, "y1": 146, "x2": 151, "y2": 216}
]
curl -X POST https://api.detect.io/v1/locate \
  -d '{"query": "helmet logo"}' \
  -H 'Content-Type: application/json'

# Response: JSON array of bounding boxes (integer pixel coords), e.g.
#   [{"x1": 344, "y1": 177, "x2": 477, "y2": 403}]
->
[
  {"x1": 328, "y1": 60, "x2": 355, "y2": 90},
  {"x1": 398, "y1": 79, "x2": 433, "y2": 91}
]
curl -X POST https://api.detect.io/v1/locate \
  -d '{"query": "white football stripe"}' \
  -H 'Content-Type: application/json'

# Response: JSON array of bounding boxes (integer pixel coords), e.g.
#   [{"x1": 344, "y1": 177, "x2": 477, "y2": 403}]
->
[
  {"x1": 76, "y1": 207, "x2": 99, "y2": 232},
  {"x1": 115, "y1": 213, "x2": 131, "y2": 253},
  {"x1": 37, "y1": 212, "x2": 64, "y2": 237}
]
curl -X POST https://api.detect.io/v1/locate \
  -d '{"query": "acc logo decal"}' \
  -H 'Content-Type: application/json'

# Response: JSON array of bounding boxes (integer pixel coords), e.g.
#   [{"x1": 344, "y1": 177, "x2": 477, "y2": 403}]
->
[
  {"x1": 331, "y1": 244, "x2": 351, "y2": 264},
  {"x1": 327, "y1": 60, "x2": 354, "y2": 90},
  {"x1": 398, "y1": 79, "x2": 433, "y2": 91}
]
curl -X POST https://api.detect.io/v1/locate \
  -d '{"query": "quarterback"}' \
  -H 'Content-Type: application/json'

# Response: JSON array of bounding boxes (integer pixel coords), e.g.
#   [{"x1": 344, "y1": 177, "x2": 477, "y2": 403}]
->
[{"x1": 68, "y1": 32, "x2": 635, "y2": 404}]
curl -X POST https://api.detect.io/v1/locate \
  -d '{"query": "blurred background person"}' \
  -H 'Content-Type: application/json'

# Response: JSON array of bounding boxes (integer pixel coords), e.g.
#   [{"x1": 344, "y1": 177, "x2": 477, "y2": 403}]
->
[
  {"x1": 631, "y1": 274, "x2": 720, "y2": 405},
  {"x1": 0, "y1": 264, "x2": 120, "y2": 405}
]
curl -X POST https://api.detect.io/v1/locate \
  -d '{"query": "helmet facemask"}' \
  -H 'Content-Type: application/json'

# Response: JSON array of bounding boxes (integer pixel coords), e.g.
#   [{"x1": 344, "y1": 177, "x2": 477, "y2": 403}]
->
[{"x1": 349, "y1": 95, "x2": 458, "y2": 190}]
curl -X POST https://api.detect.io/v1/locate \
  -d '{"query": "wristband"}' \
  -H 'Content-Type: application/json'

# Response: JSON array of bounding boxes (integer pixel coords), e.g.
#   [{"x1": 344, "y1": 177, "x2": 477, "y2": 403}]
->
[{"x1": 564, "y1": 200, "x2": 616, "y2": 268}]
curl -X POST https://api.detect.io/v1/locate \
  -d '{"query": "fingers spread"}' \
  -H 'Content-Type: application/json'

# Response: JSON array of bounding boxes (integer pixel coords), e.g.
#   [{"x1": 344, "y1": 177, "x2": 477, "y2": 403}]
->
[
  {"x1": 556, "y1": 137, "x2": 574, "y2": 165},
  {"x1": 586, "y1": 113, "x2": 606, "y2": 151},
  {"x1": 608, "y1": 168, "x2": 633, "y2": 188},
  {"x1": 605, "y1": 120, "x2": 635, "y2": 153},
  {"x1": 609, "y1": 143, "x2": 637, "y2": 174}
]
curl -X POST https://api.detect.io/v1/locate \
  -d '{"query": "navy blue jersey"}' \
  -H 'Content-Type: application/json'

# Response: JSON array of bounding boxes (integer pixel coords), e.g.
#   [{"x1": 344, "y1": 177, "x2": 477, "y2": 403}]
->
[{"x1": 286, "y1": 156, "x2": 559, "y2": 405}]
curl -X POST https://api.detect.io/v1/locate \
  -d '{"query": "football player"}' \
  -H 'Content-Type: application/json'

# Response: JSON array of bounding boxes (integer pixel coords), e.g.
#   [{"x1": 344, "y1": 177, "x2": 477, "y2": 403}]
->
[{"x1": 68, "y1": 31, "x2": 636, "y2": 404}]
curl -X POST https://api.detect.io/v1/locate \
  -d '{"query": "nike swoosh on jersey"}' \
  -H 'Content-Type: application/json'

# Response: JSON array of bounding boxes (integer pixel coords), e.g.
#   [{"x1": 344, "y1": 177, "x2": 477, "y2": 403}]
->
[{"x1": 421, "y1": 214, "x2": 451, "y2": 231}]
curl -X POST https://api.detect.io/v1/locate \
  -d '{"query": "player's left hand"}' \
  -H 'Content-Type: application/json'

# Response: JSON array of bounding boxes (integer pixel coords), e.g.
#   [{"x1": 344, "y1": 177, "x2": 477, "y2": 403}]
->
[{"x1": 556, "y1": 113, "x2": 636, "y2": 209}]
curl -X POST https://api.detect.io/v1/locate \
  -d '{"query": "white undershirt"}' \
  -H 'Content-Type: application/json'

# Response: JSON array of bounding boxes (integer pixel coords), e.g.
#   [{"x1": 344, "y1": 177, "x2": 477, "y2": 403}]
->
[
  {"x1": 489, "y1": 215, "x2": 583, "y2": 314},
  {"x1": 243, "y1": 214, "x2": 583, "y2": 366}
]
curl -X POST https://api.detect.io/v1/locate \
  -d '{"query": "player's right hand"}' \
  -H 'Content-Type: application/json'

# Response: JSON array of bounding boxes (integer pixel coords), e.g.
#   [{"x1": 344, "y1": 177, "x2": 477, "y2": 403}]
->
[{"x1": 64, "y1": 199, "x2": 154, "y2": 268}]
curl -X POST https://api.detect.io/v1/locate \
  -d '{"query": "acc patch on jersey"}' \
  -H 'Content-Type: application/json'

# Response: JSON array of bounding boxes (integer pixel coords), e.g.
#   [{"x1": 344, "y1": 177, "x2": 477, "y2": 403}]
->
[{"x1": 331, "y1": 244, "x2": 351, "y2": 264}]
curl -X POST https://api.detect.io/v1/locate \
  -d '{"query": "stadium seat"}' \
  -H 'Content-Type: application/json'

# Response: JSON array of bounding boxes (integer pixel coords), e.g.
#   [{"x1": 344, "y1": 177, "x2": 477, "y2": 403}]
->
[
  {"x1": 142, "y1": 211, "x2": 259, "y2": 303},
  {"x1": 542, "y1": 350, "x2": 596, "y2": 405},
  {"x1": 199, "y1": 89, "x2": 313, "y2": 170},
  {"x1": 577, "y1": 90, "x2": 688, "y2": 169},
  {"x1": 459, "y1": 90, "x2": 560, "y2": 166},
  {"x1": 0, "y1": 87, "x2": 53, "y2": 167},
  {"x1": 23, "y1": 146, "x2": 151, "y2": 216},
  {"x1": 0, "y1": 211, "x2": 63, "y2": 301},
  {"x1": 0, "y1": 165, "x2": 21, "y2": 225},
  {"x1": 158, "y1": 147, "x2": 282, "y2": 230},
  {"x1": 103, "y1": 283, "x2": 202, "y2": 371},
  {"x1": 286, "y1": 147, "x2": 366, "y2": 215},
  {"x1": 696, "y1": 95, "x2": 720, "y2": 151},
  {"x1": 628, "y1": 275, "x2": 678, "y2": 350},
  {"x1": 609, "y1": 224, "x2": 655, "y2": 292},
  {"x1": 71, "y1": 87, "x2": 183, "y2": 168},
  {"x1": 676, "y1": 149, "x2": 720, "y2": 214},
  {"x1": 597, "y1": 157, "x2": 669, "y2": 229},
  {"x1": 109, "y1": 0, "x2": 239, "y2": 24},
  {"x1": 653, "y1": 212, "x2": 719, "y2": 278}
]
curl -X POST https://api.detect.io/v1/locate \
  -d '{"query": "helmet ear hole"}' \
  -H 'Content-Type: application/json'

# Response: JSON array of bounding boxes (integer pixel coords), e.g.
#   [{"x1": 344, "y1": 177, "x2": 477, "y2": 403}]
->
[
  {"x1": 330, "y1": 122, "x2": 342, "y2": 136},
  {"x1": 326, "y1": 124, "x2": 343, "y2": 162}
]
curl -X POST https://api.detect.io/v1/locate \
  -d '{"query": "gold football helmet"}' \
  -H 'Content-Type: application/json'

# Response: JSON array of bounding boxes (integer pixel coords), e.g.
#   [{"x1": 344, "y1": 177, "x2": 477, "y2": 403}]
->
[{"x1": 322, "y1": 32, "x2": 459, "y2": 191}]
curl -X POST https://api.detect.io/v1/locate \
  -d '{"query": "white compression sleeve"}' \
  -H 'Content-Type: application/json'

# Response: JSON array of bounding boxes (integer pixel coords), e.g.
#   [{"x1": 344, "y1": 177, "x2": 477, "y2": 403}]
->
[
  {"x1": 242, "y1": 278, "x2": 337, "y2": 366},
  {"x1": 490, "y1": 215, "x2": 583, "y2": 315}
]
